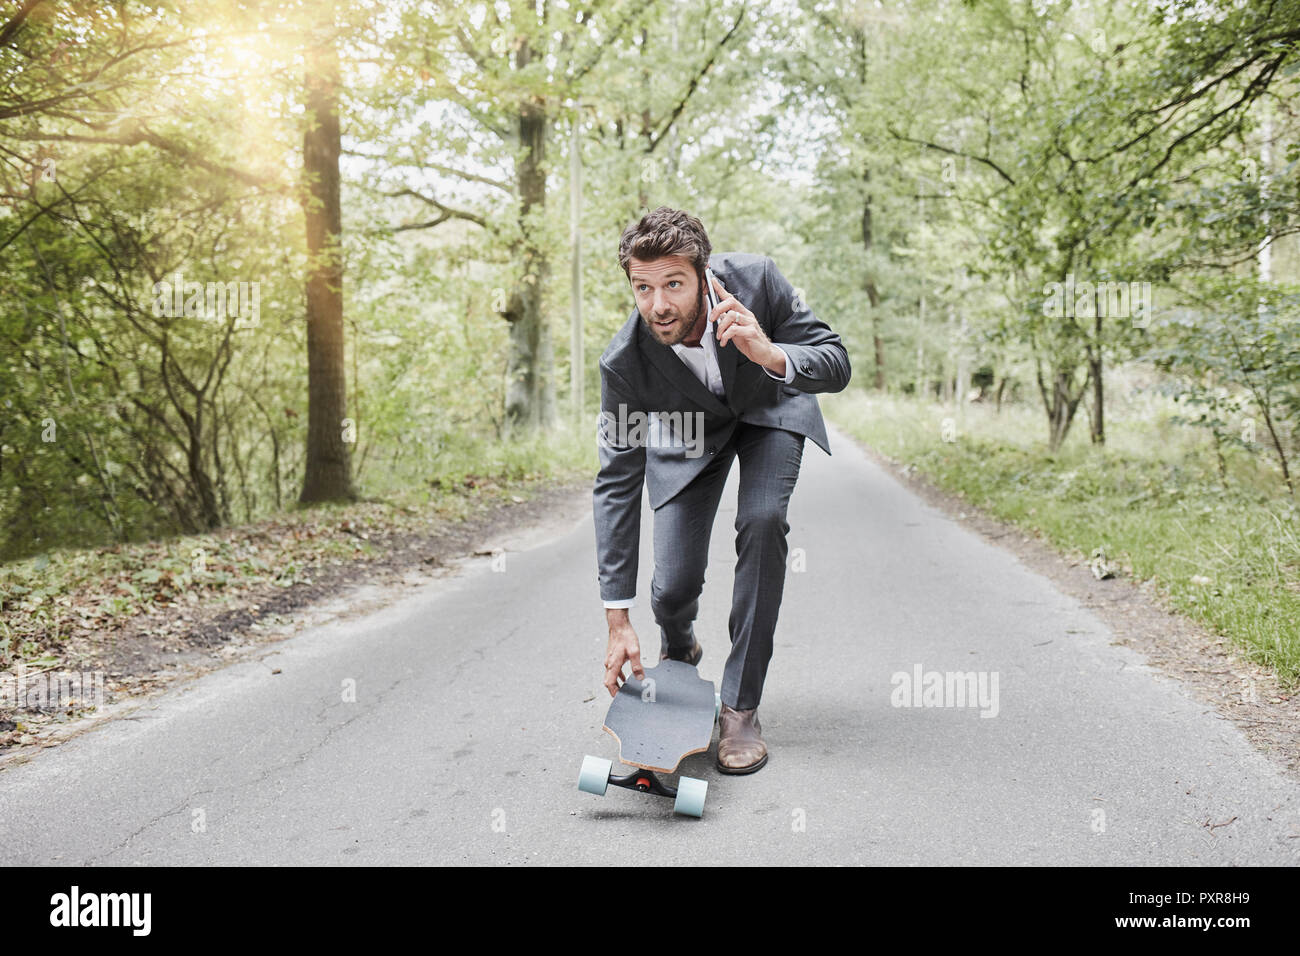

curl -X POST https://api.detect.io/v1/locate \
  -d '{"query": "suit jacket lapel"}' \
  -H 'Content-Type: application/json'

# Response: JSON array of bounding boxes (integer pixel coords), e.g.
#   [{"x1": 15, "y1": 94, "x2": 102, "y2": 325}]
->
[
  {"x1": 711, "y1": 311, "x2": 740, "y2": 400},
  {"x1": 637, "y1": 314, "x2": 733, "y2": 417}
]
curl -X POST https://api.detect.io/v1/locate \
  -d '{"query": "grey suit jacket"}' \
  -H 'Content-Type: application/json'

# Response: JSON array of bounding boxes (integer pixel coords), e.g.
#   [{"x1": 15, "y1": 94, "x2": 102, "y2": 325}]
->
[{"x1": 593, "y1": 251, "x2": 852, "y2": 603}]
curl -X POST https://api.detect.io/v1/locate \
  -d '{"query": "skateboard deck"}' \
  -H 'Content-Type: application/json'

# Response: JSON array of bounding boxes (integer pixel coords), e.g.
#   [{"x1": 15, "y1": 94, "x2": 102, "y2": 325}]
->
[
  {"x1": 602, "y1": 660, "x2": 717, "y2": 773},
  {"x1": 578, "y1": 660, "x2": 719, "y2": 816}
]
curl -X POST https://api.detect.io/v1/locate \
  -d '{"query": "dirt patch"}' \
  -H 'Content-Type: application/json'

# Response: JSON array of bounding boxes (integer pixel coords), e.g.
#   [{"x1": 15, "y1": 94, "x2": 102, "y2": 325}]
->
[
  {"x1": 0, "y1": 478, "x2": 592, "y2": 763},
  {"x1": 853, "y1": 441, "x2": 1300, "y2": 782}
]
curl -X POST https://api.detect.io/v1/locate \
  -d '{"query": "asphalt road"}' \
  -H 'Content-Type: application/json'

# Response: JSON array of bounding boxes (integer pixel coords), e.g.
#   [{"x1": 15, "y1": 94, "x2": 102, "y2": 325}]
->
[{"x1": 2, "y1": 422, "x2": 1298, "y2": 865}]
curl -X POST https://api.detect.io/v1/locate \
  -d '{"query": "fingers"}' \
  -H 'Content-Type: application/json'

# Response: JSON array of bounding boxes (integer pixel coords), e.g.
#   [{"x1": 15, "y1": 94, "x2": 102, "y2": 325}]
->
[
  {"x1": 712, "y1": 293, "x2": 740, "y2": 320},
  {"x1": 717, "y1": 311, "x2": 737, "y2": 344},
  {"x1": 714, "y1": 301, "x2": 744, "y2": 344},
  {"x1": 706, "y1": 274, "x2": 732, "y2": 322},
  {"x1": 717, "y1": 308, "x2": 750, "y2": 346},
  {"x1": 718, "y1": 309, "x2": 770, "y2": 359},
  {"x1": 602, "y1": 646, "x2": 620, "y2": 697},
  {"x1": 707, "y1": 295, "x2": 724, "y2": 325},
  {"x1": 603, "y1": 636, "x2": 644, "y2": 696}
]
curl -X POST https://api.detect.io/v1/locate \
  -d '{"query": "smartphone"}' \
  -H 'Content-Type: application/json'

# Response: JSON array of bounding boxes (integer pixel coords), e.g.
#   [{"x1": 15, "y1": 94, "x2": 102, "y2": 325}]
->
[{"x1": 704, "y1": 267, "x2": 721, "y2": 313}]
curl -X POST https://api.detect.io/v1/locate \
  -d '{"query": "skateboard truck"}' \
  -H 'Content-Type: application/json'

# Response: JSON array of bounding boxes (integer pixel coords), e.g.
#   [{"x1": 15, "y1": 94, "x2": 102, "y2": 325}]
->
[{"x1": 578, "y1": 755, "x2": 709, "y2": 817}]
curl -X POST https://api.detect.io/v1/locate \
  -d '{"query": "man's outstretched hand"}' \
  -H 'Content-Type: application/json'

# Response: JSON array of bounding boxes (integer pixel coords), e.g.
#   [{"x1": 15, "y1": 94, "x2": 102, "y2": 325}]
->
[{"x1": 603, "y1": 609, "x2": 645, "y2": 697}]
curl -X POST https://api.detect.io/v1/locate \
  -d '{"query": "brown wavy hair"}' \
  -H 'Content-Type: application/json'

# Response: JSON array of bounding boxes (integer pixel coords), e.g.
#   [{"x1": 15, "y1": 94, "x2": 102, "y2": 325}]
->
[{"x1": 617, "y1": 206, "x2": 712, "y2": 280}]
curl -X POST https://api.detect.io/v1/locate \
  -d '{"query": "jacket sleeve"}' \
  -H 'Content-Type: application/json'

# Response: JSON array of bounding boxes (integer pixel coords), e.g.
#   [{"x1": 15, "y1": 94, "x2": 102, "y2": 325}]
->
[
  {"x1": 592, "y1": 362, "x2": 646, "y2": 603},
  {"x1": 761, "y1": 255, "x2": 852, "y2": 394}
]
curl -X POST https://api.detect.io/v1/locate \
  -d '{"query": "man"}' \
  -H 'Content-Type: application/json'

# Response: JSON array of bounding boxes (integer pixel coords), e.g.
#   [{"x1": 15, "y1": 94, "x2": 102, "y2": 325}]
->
[{"x1": 593, "y1": 206, "x2": 851, "y2": 774}]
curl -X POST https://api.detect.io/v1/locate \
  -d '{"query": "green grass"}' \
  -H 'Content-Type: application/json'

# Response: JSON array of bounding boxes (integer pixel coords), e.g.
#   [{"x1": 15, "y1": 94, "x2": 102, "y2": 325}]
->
[
  {"x1": 358, "y1": 416, "x2": 597, "y2": 508},
  {"x1": 825, "y1": 389, "x2": 1300, "y2": 688}
]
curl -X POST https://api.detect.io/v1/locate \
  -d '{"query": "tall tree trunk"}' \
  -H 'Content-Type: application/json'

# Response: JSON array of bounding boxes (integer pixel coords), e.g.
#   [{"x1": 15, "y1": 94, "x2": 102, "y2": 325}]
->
[
  {"x1": 856, "y1": 27, "x2": 884, "y2": 391},
  {"x1": 862, "y1": 183, "x2": 884, "y2": 389},
  {"x1": 299, "y1": 3, "x2": 354, "y2": 503},
  {"x1": 1084, "y1": 284, "x2": 1105, "y2": 444},
  {"x1": 185, "y1": 414, "x2": 223, "y2": 528},
  {"x1": 955, "y1": 316, "x2": 970, "y2": 405},
  {"x1": 637, "y1": 26, "x2": 652, "y2": 210},
  {"x1": 570, "y1": 108, "x2": 584, "y2": 424},
  {"x1": 1036, "y1": 362, "x2": 1089, "y2": 452},
  {"x1": 1087, "y1": 326, "x2": 1104, "y2": 445},
  {"x1": 504, "y1": 38, "x2": 555, "y2": 432}
]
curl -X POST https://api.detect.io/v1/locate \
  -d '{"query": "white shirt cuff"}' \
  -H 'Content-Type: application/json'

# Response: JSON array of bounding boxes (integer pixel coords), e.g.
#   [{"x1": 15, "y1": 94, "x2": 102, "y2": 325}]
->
[
  {"x1": 603, "y1": 598, "x2": 635, "y2": 609},
  {"x1": 763, "y1": 346, "x2": 796, "y2": 384}
]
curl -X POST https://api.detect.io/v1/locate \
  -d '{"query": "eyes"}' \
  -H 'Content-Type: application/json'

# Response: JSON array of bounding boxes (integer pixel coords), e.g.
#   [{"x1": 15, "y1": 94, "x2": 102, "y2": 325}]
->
[{"x1": 635, "y1": 280, "x2": 682, "y2": 293}]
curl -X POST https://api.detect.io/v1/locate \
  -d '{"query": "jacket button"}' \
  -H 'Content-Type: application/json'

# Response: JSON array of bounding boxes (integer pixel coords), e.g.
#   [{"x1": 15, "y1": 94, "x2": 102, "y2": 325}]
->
[{"x1": 708, "y1": 446, "x2": 716, "y2": 455}]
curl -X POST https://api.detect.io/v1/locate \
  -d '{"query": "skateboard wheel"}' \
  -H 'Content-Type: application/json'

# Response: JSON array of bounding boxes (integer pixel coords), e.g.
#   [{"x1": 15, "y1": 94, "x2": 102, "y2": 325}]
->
[
  {"x1": 673, "y1": 776, "x2": 707, "y2": 817},
  {"x1": 714, "y1": 693, "x2": 721, "y2": 721},
  {"x1": 578, "y1": 755, "x2": 612, "y2": 796}
]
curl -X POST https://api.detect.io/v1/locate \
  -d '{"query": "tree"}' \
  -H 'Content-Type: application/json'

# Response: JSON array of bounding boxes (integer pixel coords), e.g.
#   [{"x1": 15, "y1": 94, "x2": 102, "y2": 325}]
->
[{"x1": 299, "y1": 0, "x2": 355, "y2": 502}]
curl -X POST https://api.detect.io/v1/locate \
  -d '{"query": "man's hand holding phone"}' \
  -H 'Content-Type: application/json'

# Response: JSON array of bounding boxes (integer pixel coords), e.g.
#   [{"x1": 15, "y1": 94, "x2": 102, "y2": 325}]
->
[{"x1": 705, "y1": 268, "x2": 786, "y2": 377}]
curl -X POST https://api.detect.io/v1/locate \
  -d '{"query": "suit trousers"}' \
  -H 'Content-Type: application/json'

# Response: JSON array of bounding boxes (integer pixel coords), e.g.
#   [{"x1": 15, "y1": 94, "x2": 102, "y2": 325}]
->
[{"x1": 649, "y1": 420, "x2": 805, "y2": 710}]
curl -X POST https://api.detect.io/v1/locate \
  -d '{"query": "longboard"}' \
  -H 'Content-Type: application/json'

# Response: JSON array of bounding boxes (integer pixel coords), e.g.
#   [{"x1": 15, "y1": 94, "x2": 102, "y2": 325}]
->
[{"x1": 578, "y1": 660, "x2": 720, "y2": 817}]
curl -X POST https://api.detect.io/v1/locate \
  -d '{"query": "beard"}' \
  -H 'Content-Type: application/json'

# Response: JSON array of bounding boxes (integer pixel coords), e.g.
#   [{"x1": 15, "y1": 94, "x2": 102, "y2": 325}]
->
[{"x1": 643, "y1": 288, "x2": 707, "y2": 346}]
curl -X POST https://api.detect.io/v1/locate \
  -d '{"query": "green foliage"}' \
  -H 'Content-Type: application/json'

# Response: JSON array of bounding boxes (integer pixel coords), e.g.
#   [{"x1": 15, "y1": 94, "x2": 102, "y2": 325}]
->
[
  {"x1": 829, "y1": 390, "x2": 1300, "y2": 686},
  {"x1": 1149, "y1": 277, "x2": 1300, "y2": 493}
]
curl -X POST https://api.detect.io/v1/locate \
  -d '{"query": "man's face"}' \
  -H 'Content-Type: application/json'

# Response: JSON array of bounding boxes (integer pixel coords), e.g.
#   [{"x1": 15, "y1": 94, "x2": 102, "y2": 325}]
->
[{"x1": 628, "y1": 254, "x2": 707, "y2": 346}]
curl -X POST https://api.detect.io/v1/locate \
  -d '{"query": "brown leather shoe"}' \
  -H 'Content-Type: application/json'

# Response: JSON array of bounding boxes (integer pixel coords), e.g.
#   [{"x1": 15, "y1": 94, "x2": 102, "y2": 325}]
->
[
  {"x1": 717, "y1": 704, "x2": 768, "y2": 774},
  {"x1": 659, "y1": 639, "x2": 703, "y2": 666}
]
